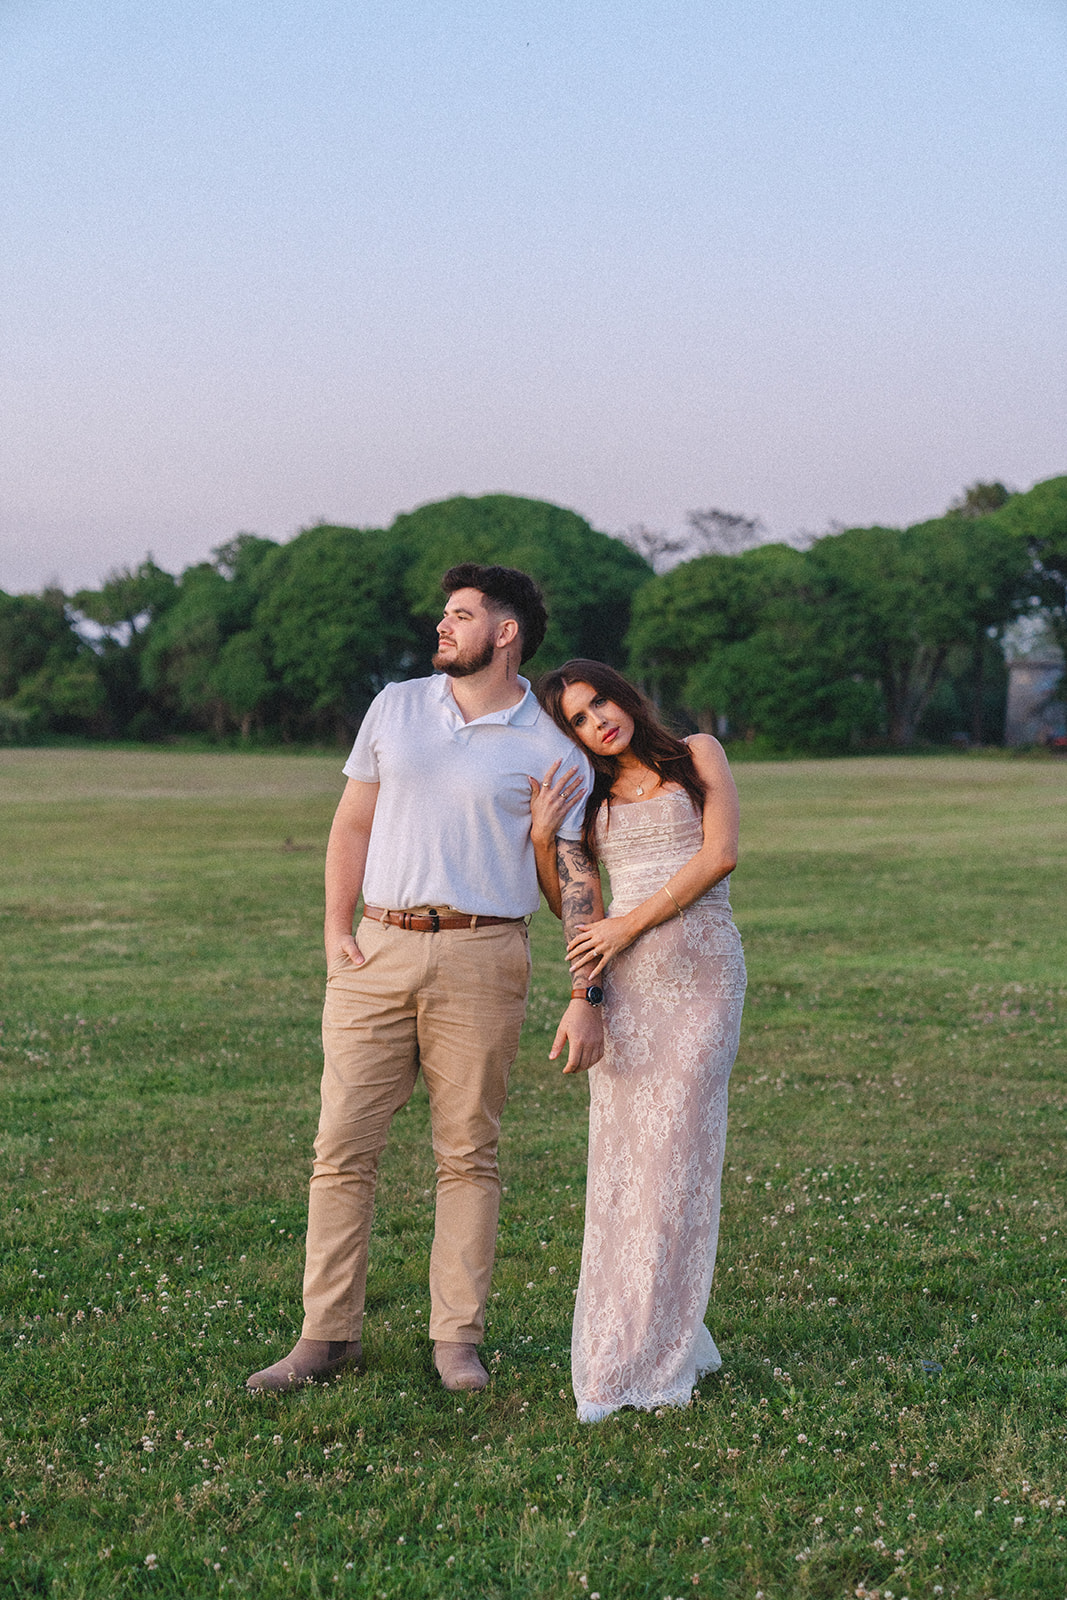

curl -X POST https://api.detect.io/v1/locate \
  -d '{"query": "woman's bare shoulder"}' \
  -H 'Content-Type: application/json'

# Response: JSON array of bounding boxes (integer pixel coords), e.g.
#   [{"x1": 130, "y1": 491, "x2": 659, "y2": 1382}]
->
[
  {"x1": 684, "y1": 731, "x2": 725, "y2": 758},
  {"x1": 684, "y1": 733, "x2": 732, "y2": 781}
]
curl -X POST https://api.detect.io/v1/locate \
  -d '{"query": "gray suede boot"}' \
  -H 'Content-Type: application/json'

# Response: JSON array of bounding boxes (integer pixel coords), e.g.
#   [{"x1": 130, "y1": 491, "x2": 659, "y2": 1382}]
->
[
  {"x1": 433, "y1": 1342, "x2": 488, "y2": 1392},
  {"x1": 246, "y1": 1338, "x2": 363, "y2": 1393}
]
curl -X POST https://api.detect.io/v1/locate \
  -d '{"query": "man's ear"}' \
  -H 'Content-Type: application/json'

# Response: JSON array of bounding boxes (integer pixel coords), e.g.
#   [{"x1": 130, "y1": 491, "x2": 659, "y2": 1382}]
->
[{"x1": 496, "y1": 616, "x2": 519, "y2": 650}]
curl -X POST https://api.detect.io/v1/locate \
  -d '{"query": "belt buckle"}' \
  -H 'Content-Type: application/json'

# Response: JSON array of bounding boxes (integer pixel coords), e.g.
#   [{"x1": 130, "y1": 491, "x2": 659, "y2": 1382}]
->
[{"x1": 427, "y1": 908, "x2": 441, "y2": 933}]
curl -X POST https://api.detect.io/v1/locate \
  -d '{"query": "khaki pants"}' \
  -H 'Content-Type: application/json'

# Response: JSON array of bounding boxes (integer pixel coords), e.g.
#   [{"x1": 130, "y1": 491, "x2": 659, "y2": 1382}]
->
[{"x1": 301, "y1": 914, "x2": 531, "y2": 1345}]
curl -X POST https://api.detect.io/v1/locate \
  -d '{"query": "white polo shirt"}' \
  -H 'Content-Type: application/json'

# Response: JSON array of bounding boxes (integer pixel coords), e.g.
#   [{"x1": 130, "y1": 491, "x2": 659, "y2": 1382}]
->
[{"x1": 343, "y1": 674, "x2": 592, "y2": 918}]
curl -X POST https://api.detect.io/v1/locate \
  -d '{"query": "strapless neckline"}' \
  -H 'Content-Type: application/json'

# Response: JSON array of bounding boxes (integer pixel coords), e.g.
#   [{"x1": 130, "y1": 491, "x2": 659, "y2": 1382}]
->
[{"x1": 603, "y1": 788, "x2": 692, "y2": 813}]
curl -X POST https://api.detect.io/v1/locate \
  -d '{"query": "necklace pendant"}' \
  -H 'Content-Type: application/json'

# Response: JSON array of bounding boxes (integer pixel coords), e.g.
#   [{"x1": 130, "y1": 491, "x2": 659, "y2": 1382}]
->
[{"x1": 635, "y1": 784, "x2": 644, "y2": 796}]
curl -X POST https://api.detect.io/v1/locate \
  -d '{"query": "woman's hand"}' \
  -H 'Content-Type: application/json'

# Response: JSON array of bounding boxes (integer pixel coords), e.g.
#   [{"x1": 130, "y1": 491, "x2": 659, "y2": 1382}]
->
[
  {"x1": 566, "y1": 914, "x2": 638, "y2": 979},
  {"x1": 528, "y1": 760, "x2": 583, "y2": 847}
]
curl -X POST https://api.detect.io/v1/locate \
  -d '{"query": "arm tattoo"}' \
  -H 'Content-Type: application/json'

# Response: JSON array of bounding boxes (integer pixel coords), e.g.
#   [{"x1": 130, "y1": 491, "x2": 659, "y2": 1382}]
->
[{"x1": 556, "y1": 839, "x2": 597, "y2": 943}]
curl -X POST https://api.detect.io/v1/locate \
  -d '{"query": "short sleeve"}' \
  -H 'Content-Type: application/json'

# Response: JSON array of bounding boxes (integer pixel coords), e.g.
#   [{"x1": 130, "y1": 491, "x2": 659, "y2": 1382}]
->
[
  {"x1": 555, "y1": 752, "x2": 594, "y2": 840},
  {"x1": 342, "y1": 688, "x2": 387, "y2": 782}
]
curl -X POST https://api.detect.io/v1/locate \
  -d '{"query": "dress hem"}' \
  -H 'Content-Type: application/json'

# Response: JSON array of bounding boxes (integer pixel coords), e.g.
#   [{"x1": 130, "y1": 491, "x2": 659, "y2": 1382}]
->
[{"x1": 574, "y1": 1351, "x2": 723, "y2": 1424}]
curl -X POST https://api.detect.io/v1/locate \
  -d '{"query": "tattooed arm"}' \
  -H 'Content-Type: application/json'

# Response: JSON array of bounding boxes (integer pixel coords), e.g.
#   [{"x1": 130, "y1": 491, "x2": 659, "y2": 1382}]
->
[
  {"x1": 549, "y1": 839, "x2": 606, "y2": 1074},
  {"x1": 527, "y1": 761, "x2": 583, "y2": 919}
]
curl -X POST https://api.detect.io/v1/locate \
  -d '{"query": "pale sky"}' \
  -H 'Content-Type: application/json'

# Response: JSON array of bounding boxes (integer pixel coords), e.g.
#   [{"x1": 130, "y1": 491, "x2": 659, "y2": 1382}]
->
[{"x1": 3, "y1": 0, "x2": 1065, "y2": 594}]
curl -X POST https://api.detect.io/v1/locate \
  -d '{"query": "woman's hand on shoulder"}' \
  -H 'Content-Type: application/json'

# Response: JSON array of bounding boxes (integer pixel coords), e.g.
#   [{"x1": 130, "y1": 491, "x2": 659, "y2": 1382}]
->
[{"x1": 528, "y1": 759, "x2": 584, "y2": 847}]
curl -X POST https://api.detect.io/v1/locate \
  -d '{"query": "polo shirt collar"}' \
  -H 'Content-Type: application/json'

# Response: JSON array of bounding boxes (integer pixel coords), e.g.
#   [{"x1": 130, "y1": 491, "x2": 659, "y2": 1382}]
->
[{"x1": 435, "y1": 672, "x2": 540, "y2": 728}]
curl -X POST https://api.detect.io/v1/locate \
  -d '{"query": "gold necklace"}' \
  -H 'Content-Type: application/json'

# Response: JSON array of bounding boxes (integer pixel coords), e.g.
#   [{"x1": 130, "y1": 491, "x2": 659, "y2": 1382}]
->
[{"x1": 617, "y1": 767, "x2": 658, "y2": 800}]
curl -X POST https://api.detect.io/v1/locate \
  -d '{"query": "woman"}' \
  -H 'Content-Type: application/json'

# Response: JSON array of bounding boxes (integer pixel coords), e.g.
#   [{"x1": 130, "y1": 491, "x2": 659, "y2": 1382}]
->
[{"x1": 532, "y1": 661, "x2": 746, "y2": 1422}]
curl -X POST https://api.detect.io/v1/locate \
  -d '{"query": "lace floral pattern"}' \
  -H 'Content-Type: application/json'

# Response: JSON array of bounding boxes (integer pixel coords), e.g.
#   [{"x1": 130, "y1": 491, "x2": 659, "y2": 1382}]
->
[{"x1": 572, "y1": 790, "x2": 746, "y2": 1422}]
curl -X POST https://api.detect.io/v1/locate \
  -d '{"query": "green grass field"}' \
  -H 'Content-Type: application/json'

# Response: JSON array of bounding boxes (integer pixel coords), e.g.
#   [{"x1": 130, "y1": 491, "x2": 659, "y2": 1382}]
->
[{"x1": 1, "y1": 748, "x2": 1064, "y2": 1599}]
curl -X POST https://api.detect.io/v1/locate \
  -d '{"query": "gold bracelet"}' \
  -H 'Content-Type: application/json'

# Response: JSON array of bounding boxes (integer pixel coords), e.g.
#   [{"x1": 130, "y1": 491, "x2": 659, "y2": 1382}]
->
[{"x1": 661, "y1": 885, "x2": 682, "y2": 918}]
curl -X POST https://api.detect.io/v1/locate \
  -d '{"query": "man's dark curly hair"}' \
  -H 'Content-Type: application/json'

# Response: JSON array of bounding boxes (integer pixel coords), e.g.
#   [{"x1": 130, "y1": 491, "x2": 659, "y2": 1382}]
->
[{"x1": 441, "y1": 563, "x2": 548, "y2": 663}]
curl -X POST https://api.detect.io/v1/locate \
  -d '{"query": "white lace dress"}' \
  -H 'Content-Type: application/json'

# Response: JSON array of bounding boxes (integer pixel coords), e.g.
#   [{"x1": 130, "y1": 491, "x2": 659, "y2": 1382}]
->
[{"x1": 572, "y1": 789, "x2": 747, "y2": 1422}]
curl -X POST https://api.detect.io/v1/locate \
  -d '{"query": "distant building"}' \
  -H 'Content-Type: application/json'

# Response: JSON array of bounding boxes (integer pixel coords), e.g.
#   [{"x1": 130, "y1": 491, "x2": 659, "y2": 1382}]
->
[{"x1": 1003, "y1": 620, "x2": 1065, "y2": 745}]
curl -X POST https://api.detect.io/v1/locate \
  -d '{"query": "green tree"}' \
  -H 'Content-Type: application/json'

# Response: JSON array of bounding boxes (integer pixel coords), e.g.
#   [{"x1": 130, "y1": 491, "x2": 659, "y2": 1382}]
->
[
  {"x1": 0, "y1": 587, "x2": 104, "y2": 739},
  {"x1": 140, "y1": 564, "x2": 246, "y2": 734},
  {"x1": 209, "y1": 632, "x2": 273, "y2": 740},
  {"x1": 210, "y1": 533, "x2": 279, "y2": 588},
  {"x1": 627, "y1": 544, "x2": 803, "y2": 713},
  {"x1": 987, "y1": 475, "x2": 1067, "y2": 662},
  {"x1": 389, "y1": 494, "x2": 652, "y2": 673},
  {"x1": 0, "y1": 587, "x2": 80, "y2": 698},
  {"x1": 138, "y1": 538, "x2": 279, "y2": 736},
  {"x1": 628, "y1": 514, "x2": 1028, "y2": 750},
  {"x1": 946, "y1": 481, "x2": 1018, "y2": 738},
  {"x1": 11, "y1": 658, "x2": 106, "y2": 733},
  {"x1": 73, "y1": 558, "x2": 177, "y2": 642},
  {"x1": 688, "y1": 582, "x2": 882, "y2": 753},
  {"x1": 252, "y1": 524, "x2": 416, "y2": 738},
  {"x1": 947, "y1": 480, "x2": 1014, "y2": 519},
  {"x1": 629, "y1": 543, "x2": 880, "y2": 750},
  {"x1": 807, "y1": 515, "x2": 1027, "y2": 746},
  {"x1": 72, "y1": 558, "x2": 179, "y2": 737}
]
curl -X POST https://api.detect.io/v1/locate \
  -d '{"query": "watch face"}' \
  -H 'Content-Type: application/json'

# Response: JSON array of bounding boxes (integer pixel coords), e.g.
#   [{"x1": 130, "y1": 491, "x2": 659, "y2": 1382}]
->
[{"x1": 586, "y1": 985, "x2": 604, "y2": 1006}]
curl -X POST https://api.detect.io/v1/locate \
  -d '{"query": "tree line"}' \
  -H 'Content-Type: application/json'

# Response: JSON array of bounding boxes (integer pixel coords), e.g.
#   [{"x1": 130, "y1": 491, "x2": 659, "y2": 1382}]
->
[{"x1": 2, "y1": 478, "x2": 1065, "y2": 752}]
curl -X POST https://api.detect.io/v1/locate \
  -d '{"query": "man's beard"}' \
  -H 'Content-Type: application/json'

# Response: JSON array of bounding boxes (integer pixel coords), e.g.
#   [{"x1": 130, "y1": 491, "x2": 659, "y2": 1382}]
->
[{"x1": 432, "y1": 634, "x2": 497, "y2": 677}]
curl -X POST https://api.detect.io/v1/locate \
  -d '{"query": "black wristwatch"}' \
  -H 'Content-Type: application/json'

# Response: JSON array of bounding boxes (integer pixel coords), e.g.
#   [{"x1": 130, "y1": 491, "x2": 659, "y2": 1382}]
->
[{"x1": 571, "y1": 984, "x2": 604, "y2": 1007}]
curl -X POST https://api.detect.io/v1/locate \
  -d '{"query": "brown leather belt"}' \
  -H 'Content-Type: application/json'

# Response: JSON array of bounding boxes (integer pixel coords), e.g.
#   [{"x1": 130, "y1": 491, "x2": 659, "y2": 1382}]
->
[{"x1": 363, "y1": 905, "x2": 522, "y2": 933}]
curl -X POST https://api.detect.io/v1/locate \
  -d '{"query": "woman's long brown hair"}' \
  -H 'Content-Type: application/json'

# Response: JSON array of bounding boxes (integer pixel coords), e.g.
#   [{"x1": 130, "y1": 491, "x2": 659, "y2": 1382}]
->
[{"x1": 536, "y1": 659, "x2": 706, "y2": 861}]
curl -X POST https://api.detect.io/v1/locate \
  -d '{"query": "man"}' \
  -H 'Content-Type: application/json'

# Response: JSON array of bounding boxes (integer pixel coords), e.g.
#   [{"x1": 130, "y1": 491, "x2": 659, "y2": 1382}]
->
[{"x1": 247, "y1": 563, "x2": 604, "y2": 1395}]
